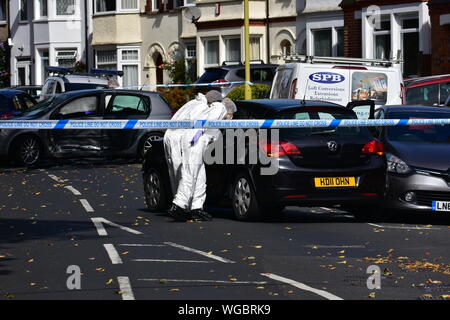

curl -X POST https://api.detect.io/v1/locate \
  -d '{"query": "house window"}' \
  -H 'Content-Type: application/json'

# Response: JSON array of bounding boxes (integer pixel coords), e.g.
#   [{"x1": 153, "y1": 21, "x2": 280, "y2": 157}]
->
[
  {"x1": 336, "y1": 28, "x2": 344, "y2": 57},
  {"x1": 225, "y1": 38, "x2": 241, "y2": 63},
  {"x1": 373, "y1": 15, "x2": 391, "y2": 60},
  {"x1": 97, "y1": 50, "x2": 118, "y2": 70},
  {"x1": 205, "y1": 39, "x2": 219, "y2": 66},
  {"x1": 185, "y1": 41, "x2": 197, "y2": 81},
  {"x1": 0, "y1": 0, "x2": 5, "y2": 21},
  {"x1": 37, "y1": 0, "x2": 48, "y2": 18},
  {"x1": 313, "y1": 29, "x2": 332, "y2": 57},
  {"x1": 20, "y1": 0, "x2": 28, "y2": 21},
  {"x1": 121, "y1": 0, "x2": 138, "y2": 10},
  {"x1": 175, "y1": 0, "x2": 195, "y2": 8},
  {"x1": 96, "y1": 0, "x2": 116, "y2": 13},
  {"x1": 250, "y1": 37, "x2": 261, "y2": 61},
  {"x1": 119, "y1": 49, "x2": 140, "y2": 87},
  {"x1": 40, "y1": 50, "x2": 49, "y2": 84},
  {"x1": 401, "y1": 15, "x2": 419, "y2": 77},
  {"x1": 56, "y1": 50, "x2": 77, "y2": 68},
  {"x1": 56, "y1": 0, "x2": 75, "y2": 16}
]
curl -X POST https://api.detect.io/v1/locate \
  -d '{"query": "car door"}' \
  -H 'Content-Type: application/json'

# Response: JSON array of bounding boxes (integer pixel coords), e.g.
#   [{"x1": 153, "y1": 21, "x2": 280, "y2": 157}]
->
[
  {"x1": 346, "y1": 100, "x2": 376, "y2": 120},
  {"x1": 48, "y1": 93, "x2": 104, "y2": 157},
  {"x1": 103, "y1": 93, "x2": 151, "y2": 154}
]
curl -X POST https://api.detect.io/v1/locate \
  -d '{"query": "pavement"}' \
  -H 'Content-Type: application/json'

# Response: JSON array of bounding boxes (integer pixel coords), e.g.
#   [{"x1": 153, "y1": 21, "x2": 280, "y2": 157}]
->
[{"x1": 1, "y1": 159, "x2": 450, "y2": 301}]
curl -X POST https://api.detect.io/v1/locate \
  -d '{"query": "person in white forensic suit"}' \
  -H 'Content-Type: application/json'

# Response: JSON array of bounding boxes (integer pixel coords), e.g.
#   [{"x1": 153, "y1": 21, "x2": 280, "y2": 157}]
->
[
  {"x1": 171, "y1": 97, "x2": 237, "y2": 221},
  {"x1": 166, "y1": 90, "x2": 225, "y2": 221}
]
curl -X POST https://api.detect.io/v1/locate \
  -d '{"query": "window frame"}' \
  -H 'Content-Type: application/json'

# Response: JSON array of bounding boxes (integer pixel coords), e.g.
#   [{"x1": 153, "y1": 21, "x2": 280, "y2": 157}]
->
[
  {"x1": 95, "y1": 0, "x2": 139, "y2": 14},
  {"x1": 0, "y1": 0, "x2": 6, "y2": 22},
  {"x1": 204, "y1": 38, "x2": 220, "y2": 68},
  {"x1": 306, "y1": 18, "x2": 344, "y2": 58},
  {"x1": 118, "y1": 47, "x2": 141, "y2": 88},
  {"x1": 55, "y1": 0, "x2": 77, "y2": 17},
  {"x1": 35, "y1": 0, "x2": 48, "y2": 20},
  {"x1": 20, "y1": 0, "x2": 29, "y2": 22}
]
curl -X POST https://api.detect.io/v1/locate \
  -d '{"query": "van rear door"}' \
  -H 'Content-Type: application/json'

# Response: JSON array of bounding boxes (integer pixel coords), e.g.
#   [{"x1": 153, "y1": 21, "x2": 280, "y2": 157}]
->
[{"x1": 295, "y1": 65, "x2": 350, "y2": 106}]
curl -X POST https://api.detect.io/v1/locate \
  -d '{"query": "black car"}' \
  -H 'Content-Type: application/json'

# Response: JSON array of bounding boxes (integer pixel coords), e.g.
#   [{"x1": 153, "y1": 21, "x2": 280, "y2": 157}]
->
[
  {"x1": 371, "y1": 105, "x2": 450, "y2": 215},
  {"x1": 0, "y1": 89, "x2": 172, "y2": 166},
  {"x1": 196, "y1": 62, "x2": 278, "y2": 97},
  {"x1": 0, "y1": 89, "x2": 37, "y2": 119},
  {"x1": 142, "y1": 99, "x2": 387, "y2": 221}
]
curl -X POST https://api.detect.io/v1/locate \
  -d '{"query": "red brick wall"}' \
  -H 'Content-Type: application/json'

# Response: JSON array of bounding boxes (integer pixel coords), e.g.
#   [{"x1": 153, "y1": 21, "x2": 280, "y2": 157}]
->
[
  {"x1": 342, "y1": 7, "x2": 362, "y2": 58},
  {"x1": 429, "y1": 3, "x2": 450, "y2": 75}
]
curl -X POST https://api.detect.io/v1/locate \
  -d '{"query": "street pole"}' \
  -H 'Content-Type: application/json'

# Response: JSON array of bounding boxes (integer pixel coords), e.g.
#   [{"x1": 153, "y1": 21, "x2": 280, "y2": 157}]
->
[{"x1": 244, "y1": 0, "x2": 251, "y2": 100}]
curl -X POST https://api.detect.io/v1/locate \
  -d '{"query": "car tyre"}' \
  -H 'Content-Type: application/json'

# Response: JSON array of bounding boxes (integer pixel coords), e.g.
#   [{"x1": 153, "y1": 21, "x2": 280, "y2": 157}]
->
[
  {"x1": 231, "y1": 173, "x2": 263, "y2": 221},
  {"x1": 139, "y1": 132, "x2": 164, "y2": 160},
  {"x1": 144, "y1": 167, "x2": 170, "y2": 212},
  {"x1": 13, "y1": 135, "x2": 42, "y2": 167}
]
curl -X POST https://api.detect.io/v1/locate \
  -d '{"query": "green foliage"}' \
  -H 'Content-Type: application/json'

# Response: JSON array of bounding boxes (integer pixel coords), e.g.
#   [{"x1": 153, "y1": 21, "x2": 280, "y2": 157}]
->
[
  {"x1": 226, "y1": 84, "x2": 272, "y2": 101},
  {"x1": 73, "y1": 61, "x2": 87, "y2": 73},
  {"x1": 158, "y1": 87, "x2": 196, "y2": 110},
  {"x1": 0, "y1": 41, "x2": 10, "y2": 88}
]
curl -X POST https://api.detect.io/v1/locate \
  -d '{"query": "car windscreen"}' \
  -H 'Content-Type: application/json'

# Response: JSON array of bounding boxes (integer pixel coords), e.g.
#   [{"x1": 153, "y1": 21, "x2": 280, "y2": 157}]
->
[
  {"x1": 65, "y1": 83, "x2": 108, "y2": 91},
  {"x1": 276, "y1": 108, "x2": 370, "y2": 138},
  {"x1": 21, "y1": 96, "x2": 59, "y2": 117},
  {"x1": 197, "y1": 69, "x2": 228, "y2": 83},
  {"x1": 387, "y1": 112, "x2": 450, "y2": 143}
]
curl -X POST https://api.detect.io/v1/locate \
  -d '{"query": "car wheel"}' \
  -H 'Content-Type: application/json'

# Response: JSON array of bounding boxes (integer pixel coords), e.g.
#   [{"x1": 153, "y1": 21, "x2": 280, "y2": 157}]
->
[
  {"x1": 231, "y1": 173, "x2": 262, "y2": 221},
  {"x1": 139, "y1": 132, "x2": 164, "y2": 160},
  {"x1": 13, "y1": 135, "x2": 42, "y2": 166},
  {"x1": 144, "y1": 167, "x2": 169, "y2": 212}
]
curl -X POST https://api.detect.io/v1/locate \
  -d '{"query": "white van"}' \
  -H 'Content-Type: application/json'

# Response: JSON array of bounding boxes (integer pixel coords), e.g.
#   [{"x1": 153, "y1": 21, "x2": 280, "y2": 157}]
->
[{"x1": 270, "y1": 56, "x2": 404, "y2": 106}]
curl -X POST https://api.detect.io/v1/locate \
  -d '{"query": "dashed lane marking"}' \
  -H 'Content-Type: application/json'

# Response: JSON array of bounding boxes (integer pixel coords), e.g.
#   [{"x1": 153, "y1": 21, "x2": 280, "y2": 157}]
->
[
  {"x1": 368, "y1": 223, "x2": 442, "y2": 230},
  {"x1": 117, "y1": 276, "x2": 135, "y2": 300},
  {"x1": 65, "y1": 186, "x2": 82, "y2": 196},
  {"x1": 103, "y1": 244, "x2": 123, "y2": 264},
  {"x1": 164, "y1": 242, "x2": 236, "y2": 264},
  {"x1": 48, "y1": 174, "x2": 65, "y2": 183},
  {"x1": 80, "y1": 199, "x2": 94, "y2": 213},
  {"x1": 261, "y1": 273, "x2": 344, "y2": 301},
  {"x1": 119, "y1": 244, "x2": 166, "y2": 247}
]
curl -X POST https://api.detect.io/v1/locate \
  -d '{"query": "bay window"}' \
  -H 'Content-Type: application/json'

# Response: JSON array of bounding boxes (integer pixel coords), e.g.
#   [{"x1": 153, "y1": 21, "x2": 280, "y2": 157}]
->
[
  {"x1": 36, "y1": 0, "x2": 48, "y2": 18},
  {"x1": 96, "y1": 50, "x2": 118, "y2": 70},
  {"x1": 401, "y1": 14, "x2": 419, "y2": 77},
  {"x1": 225, "y1": 38, "x2": 241, "y2": 63},
  {"x1": 20, "y1": 0, "x2": 28, "y2": 21},
  {"x1": 204, "y1": 39, "x2": 219, "y2": 66},
  {"x1": 56, "y1": 0, "x2": 75, "y2": 16},
  {"x1": 0, "y1": 0, "x2": 5, "y2": 21},
  {"x1": 96, "y1": 0, "x2": 116, "y2": 13}
]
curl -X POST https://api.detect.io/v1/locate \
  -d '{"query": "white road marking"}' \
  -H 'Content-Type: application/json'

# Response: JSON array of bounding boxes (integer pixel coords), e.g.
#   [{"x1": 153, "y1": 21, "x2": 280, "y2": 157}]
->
[
  {"x1": 119, "y1": 244, "x2": 166, "y2": 247},
  {"x1": 368, "y1": 223, "x2": 442, "y2": 230},
  {"x1": 260, "y1": 273, "x2": 344, "y2": 301},
  {"x1": 65, "y1": 186, "x2": 81, "y2": 196},
  {"x1": 48, "y1": 174, "x2": 65, "y2": 183},
  {"x1": 91, "y1": 217, "x2": 143, "y2": 236},
  {"x1": 131, "y1": 259, "x2": 213, "y2": 263},
  {"x1": 103, "y1": 244, "x2": 123, "y2": 264},
  {"x1": 117, "y1": 276, "x2": 135, "y2": 300},
  {"x1": 320, "y1": 207, "x2": 336, "y2": 212},
  {"x1": 79, "y1": 199, "x2": 94, "y2": 213},
  {"x1": 164, "y1": 242, "x2": 235, "y2": 264},
  {"x1": 138, "y1": 279, "x2": 268, "y2": 285}
]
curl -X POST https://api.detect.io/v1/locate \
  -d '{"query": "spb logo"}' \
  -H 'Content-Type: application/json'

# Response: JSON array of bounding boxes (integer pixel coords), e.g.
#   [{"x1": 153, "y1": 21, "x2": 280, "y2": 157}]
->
[{"x1": 309, "y1": 72, "x2": 345, "y2": 84}]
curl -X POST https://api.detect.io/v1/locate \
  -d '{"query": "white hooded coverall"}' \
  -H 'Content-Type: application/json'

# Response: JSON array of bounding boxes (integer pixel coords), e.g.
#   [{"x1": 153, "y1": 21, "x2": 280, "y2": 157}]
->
[
  {"x1": 163, "y1": 94, "x2": 209, "y2": 195},
  {"x1": 173, "y1": 102, "x2": 227, "y2": 210}
]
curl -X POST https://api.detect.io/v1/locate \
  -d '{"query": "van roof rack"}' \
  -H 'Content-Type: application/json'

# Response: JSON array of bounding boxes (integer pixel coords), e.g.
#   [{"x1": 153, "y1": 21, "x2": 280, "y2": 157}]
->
[{"x1": 283, "y1": 55, "x2": 402, "y2": 67}]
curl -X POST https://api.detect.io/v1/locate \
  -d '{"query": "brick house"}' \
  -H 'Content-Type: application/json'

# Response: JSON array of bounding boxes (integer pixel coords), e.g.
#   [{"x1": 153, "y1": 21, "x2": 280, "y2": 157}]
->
[
  {"x1": 340, "y1": 0, "x2": 433, "y2": 78},
  {"x1": 428, "y1": 0, "x2": 450, "y2": 75}
]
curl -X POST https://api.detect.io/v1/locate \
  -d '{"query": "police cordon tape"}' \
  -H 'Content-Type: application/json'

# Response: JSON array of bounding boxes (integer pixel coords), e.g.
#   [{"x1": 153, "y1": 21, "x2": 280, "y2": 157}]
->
[
  {"x1": 0, "y1": 118, "x2": 450, "y2": 130},
  {"x1": 118, "y1": 81, "x2": 254, "y2": 90}
]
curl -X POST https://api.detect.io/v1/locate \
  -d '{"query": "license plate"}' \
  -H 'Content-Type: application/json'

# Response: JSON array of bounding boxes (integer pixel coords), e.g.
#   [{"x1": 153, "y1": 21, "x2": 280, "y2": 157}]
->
[
  {"x1": 314, "y1": 177, "x2": 356, "y2": 188},
  {"x1": 432, "y1": 201, "x2": 450, "y2": 212}
]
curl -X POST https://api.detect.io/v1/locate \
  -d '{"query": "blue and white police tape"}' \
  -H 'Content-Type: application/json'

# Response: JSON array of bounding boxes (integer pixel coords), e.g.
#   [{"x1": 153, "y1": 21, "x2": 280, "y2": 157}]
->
[
  {"x1": 1, "y1": 118, "x2": 450, "y2": 130},
  {"x1": 119, "y1": 81, "x2": 254, "y2": 90}
]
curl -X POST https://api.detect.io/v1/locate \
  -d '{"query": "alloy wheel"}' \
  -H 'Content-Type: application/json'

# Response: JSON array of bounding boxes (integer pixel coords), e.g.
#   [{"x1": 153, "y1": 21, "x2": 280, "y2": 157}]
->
[
  {"x1": 234, "y1": 177, "x2": 251, "y2": 217},
  {"x1": 146, "y1": 171, "x2": 161, "y2": 208},
  {"x1": 20, "y1": 137, "x2": 40, "y2": 165}
]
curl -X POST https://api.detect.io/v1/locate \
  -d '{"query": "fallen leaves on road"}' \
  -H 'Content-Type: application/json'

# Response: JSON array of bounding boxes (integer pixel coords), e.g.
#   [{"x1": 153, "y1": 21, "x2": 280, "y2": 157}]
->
[
  {"x1": 368, "y1": 292, "x2": 376, "y2": 299},
  {"x1": 106, "y1": 279, "x2": 113, "y2": 285},
  {"x1": 169, "y1": 288, "x2": 180, "y2": 292},
  {"x1": 95, "y1": 268, "x2": 105, "y2": 272}
]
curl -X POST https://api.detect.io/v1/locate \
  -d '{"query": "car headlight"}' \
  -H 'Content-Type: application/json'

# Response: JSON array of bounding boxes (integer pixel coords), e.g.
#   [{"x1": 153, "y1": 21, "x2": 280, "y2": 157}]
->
[{"x1": 387, "y1": 153, "x2": 411, "y2": 174}]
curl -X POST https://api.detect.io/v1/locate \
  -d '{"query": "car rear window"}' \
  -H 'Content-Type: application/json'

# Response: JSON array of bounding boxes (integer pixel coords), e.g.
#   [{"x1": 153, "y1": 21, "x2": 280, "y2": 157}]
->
[
  {"x1": 197, "y1": 69, "x2": 228, "y2": 83},
  {"x1": 276, "y1": 108, "x2": 369, "y2": 138},
  {"x1": 387, "y1": 112, "x2": 450, "y2": 143}
]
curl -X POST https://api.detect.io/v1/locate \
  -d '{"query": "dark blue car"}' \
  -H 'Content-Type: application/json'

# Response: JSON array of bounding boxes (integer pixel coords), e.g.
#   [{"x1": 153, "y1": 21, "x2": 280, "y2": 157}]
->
[{"x1": 0, "y1": 89, "x2": 37, "y2": 119}]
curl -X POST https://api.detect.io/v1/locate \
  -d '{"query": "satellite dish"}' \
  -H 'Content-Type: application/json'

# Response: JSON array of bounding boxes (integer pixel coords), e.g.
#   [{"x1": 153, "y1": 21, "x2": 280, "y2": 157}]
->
[{"x1": 183, "y1": 6, "x2": 201, "y2": 23}]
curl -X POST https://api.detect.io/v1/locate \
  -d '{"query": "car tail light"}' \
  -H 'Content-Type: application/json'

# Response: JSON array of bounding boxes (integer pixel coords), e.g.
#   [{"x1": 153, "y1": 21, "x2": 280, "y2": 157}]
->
[
  {"x1": 212, "y1": 79, "x2": 231, "y2": 87},
  {"x1": 362, "y1": 140, "x2": 384, "y2": 156},
  {"x1": 261, "y1": 141, "x2": 302, "y2": 158},
  {"x1": 290, "y1": 78, "x2": 298, "y2": 99},
  {"x1": 0, "y1": 112, "x2": 15, "y2": 119}
]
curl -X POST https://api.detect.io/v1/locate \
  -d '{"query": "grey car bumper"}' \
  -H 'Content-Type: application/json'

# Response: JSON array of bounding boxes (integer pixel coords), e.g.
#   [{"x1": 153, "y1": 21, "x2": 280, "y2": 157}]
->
[{"x1": 386, "y1": 171, "x2": 450, "y2": 213}]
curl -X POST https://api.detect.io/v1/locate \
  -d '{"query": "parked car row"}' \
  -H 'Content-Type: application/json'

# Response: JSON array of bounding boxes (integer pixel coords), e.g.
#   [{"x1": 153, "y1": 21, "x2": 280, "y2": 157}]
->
[{"x1": 142, "y1": 98, "x2": 450, "y2": 221}]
